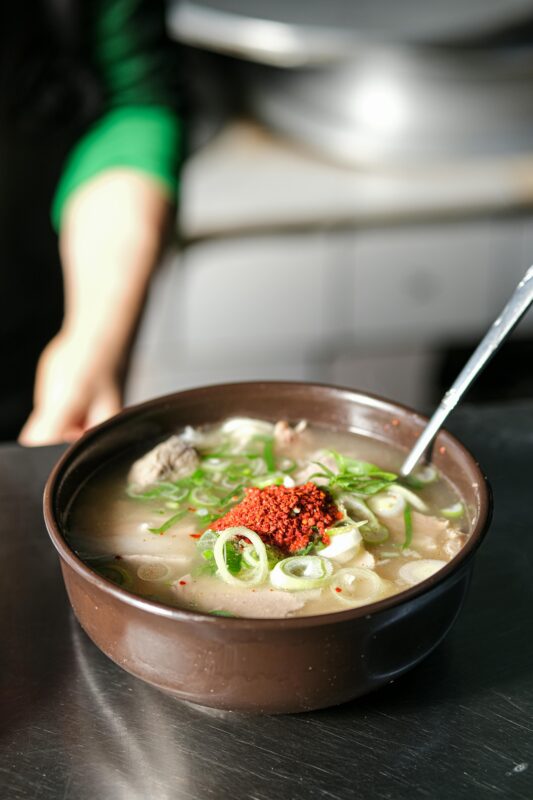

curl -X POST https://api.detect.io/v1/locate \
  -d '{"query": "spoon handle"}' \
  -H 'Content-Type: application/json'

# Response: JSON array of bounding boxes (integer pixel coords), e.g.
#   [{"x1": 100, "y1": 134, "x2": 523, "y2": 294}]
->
[{"x1": 401, "y1": 264, "x2": 533, "y2": 476}]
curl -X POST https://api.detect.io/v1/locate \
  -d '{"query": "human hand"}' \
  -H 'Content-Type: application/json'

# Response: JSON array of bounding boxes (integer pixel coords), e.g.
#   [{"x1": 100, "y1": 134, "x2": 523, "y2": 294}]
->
[
  {"x1": 18, "y1": 332, "x2": 123, "y2": 445},
  {"x1": 18, "y1": 169, "x2": 170, "y2": 446}
]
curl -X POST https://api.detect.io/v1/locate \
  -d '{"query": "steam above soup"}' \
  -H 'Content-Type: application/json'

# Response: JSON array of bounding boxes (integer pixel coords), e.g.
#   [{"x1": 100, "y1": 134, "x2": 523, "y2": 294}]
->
[{"x1": 67, "y1": 418, "x2": 468, "y2": 618}]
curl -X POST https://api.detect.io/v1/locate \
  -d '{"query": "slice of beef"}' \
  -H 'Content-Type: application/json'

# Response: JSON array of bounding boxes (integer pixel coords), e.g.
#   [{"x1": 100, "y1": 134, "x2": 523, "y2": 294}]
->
[{"x1": 128, "y1": 436, "x2": 199, "y2": 490}]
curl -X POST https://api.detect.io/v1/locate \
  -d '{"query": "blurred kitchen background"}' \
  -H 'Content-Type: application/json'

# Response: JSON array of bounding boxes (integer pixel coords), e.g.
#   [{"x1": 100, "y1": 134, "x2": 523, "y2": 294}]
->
[{"x1": 127, "y1": 0, "x2": 533, "y2": 410}]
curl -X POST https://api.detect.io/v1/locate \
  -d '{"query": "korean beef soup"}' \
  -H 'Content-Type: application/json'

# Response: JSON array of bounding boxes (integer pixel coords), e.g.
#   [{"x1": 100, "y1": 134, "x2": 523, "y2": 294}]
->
[{"x1": 67, "y1": 418, "x2": 469, "y2": 619}]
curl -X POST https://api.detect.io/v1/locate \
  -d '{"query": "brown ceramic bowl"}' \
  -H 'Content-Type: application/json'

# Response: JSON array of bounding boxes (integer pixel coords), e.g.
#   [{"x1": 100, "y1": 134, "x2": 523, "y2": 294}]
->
[{"x1": 44, "y1": 382, "x2": 491, "y2": 714}]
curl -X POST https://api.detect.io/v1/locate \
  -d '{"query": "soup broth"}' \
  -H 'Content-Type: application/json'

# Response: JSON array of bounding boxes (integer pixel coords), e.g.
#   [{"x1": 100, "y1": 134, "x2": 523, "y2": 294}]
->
[{"x1": 67, "y1": 418, "x2": 469, "y2": 618}]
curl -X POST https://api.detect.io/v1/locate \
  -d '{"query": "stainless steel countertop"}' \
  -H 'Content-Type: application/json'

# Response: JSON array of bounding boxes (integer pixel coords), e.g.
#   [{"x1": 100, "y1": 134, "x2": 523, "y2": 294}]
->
[{"x1": 1, "y1": 403, "x2": 532, "y2": 799}]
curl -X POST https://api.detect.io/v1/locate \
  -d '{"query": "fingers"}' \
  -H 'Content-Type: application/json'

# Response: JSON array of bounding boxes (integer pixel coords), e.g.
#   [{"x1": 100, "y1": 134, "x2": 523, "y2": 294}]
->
[
  {"x1": 18, "y1": 406, "x2": 86, "y2": 446},
  {"x1": 18, "y1": 332, "x2": 124, "y2": 447},
  {"x1": 18, "y1": 387, "x2": 122, "y2": 447}
]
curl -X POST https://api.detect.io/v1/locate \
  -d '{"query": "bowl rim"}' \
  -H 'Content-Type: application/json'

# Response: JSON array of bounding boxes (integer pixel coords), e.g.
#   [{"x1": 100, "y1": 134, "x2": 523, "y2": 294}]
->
[{"x1": 43, "y1": 380, "x2": 492, "y2": 630}]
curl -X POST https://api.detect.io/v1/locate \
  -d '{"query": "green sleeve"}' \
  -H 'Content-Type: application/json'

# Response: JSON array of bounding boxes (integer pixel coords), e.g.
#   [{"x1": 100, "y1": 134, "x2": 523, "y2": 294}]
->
[{"x1": 52, "y1": 0, "x2": 181, "y2": 230}]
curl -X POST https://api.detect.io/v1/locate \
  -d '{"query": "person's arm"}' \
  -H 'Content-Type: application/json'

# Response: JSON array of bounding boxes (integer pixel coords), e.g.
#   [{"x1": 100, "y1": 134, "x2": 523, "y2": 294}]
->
[
  {"x1": 19, "y1": 169, "x2": 171, "y2": 444},
  {"x1": 19, "y1": 0, "x2": 181, "y2": 444}
]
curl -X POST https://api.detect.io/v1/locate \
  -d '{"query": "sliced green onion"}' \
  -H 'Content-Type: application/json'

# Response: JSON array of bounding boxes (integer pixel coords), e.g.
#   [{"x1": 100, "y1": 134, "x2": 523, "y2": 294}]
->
[
  {"x1": 242, "y1": 543, "x2": 260, "y2": 568},
  {"x1": 389, "y1": 485, "x2": 429, "y2": 514},
  {"x1": 194, "y1": 532, "x2": 218, "y2": 575},
  {"x1": 165, "y1": 485, "x2": 190, "y2": 502},
  {"x1": 328, "y1": 450, "x2": 397, "y2": 481},
  {"x1": 224, "y1": 540, "x2": 243, "y2": 575},
  {"x1": 251, "y1": 474, "x2": 284, "y2": 489},
  {"x1": 196, "y1": 530, "x2": 218, "y2": 553},
  {"x1": 189, "y1": 468, "x2": 206, "y2": 485},
  {"x1": 127, "y1": 484, "x2": 154, "y2": 500},
  {"x1": 218, "y1": 485, "x2": 245, "y2": 506},
  {"x1": 263, "y1": 436, "x2": 277, "y2": 472},
  {"x1": 225, "y1": 463, "x2": 253, "y2": 481},
  {"x1": 313, "y1": 450, "x2": 398, "y2": 496},
  {"x1": 196, "y1": 511, "x2": 221, "y2": 525},
  {"x1": 213, "y1": 528, "x2": 268, "y2": 587},
  {"x1": 342, "y1": 495, "x2": 373, "y2": 524},
  {"x1": 341, "y1": 495, "x2": 389, "y2": 544},
  {"x1": 270, "y1": 556, "x2": 333, "y2": 591},
  {"x1": 330, "y1": 567, "x2": 386, "y2": 607},
  {"x1": 94, "y1": 563, "x2": 133, "y2": 588},
  {"x1": 190, "y1": 487, "x2": 220, "y2": 507},
  {"x1": 126, "y1": 483, "x2": 189, "y2": 502},
  {"x1": 413, "y1": 464, "x2": 439, "y2": 484},
  {"x1": 220, "y1": 475, "x2": 242, "y2": 490},
  {"x1": 398, "y1": 559, "x2": 446, "y2": 585},
  {"x1": 402, "y1": 503, "x2": 413, "y2": 550},
  {"x1": 320, "y1": 528, "x2": 363, "y2": 563},
  {"x1": 201, "y1": 458, "x2": 231, "y2": 472},
  {"x1": 368, "y1": 491, "x2": 406, "y2": 518},
  {"x1": 361, "y1": 526, "x2": 389, "y2": 545},
  {"x1": 148, "y1": 510, "x2": 187, "y2": 535},
  {"x1": 137, "y1": 562, "x2": 172, "y2": 582},
  {"x1": 327, "y1": 520, "x2": 365, "y2": 535},
  {"x1": 441, "y1": 502, "x2": 464, "y2": 519}
]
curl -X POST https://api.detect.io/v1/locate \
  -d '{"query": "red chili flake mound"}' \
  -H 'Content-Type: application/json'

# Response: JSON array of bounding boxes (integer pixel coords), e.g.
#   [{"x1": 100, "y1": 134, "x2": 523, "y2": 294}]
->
[{"x1": 212, "y1": 482, "x2": 342, "y2": 554}]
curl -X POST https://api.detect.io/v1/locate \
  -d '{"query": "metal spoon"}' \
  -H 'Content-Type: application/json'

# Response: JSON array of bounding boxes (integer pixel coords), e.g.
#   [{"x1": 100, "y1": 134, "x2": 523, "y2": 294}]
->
[{"x1": 401, "y1": 264, "x2": 533, "y2": 476}]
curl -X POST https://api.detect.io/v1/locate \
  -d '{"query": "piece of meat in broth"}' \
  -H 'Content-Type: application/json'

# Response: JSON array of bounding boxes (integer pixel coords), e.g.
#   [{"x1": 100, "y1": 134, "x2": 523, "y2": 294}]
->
[
  {"x1": 273, "y1": 419, "x2": 307, "y2": 447},
  {"x1": 375, "y1": 509, "x2": 464, "y2": 555},
  {"x1": 128, "y1": 435, "x2": 199, "y2": 490},
  {"x1": 172, "y1": 575, "x2": 315, "y2": 618},
  {"x1": 294, "y1": 448, "x2": 336, "y2": 485}
]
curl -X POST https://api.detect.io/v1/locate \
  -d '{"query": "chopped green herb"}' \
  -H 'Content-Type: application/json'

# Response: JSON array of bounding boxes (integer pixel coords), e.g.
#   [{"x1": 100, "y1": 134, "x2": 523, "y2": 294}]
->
[
  {"x1": 262, "y1": 436, "x2": 277, "y2": 472},
  {"x1": 441, "y1": 502, "x2": 464, "y2": 520},
  {"x1": 294, "y1": 540, "x2": 316, "y2": 556},
  {"x1": 311, "y1": 450, "x2": 397, "y2": 497},
  {"x1": 209, "y1": 610, "x2": 237, "y2": 617},
  {"x1": 402, "y1": 504, "x2": 413, "y2": 550},
  {"x1": 190, "y1": 468, "x2": 206, "y2": 485},
  {"x1": 196, "y1": 511, "x2": 222, "y2": 525},
  {"x1": 148, "y1": 510, "x2": 187, "y2": 535},
  {"x1": 224, "y1": 540, "x2": 243, "y2": 575}
]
